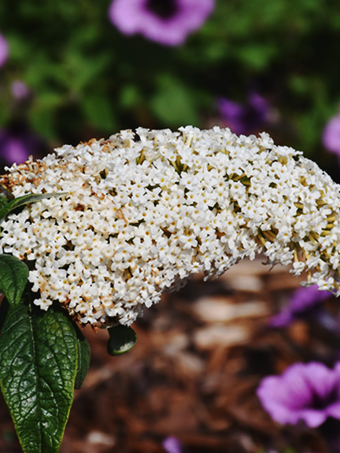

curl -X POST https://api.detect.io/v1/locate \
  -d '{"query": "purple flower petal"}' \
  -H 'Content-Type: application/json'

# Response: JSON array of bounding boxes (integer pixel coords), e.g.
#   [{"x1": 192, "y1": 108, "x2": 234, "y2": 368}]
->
[
  {"x1": 217, "y1": 98, "x2": 244, "y2": 135},
  {"x1": 3, "y1": 138, "x2": 30, "y2": 163},
  {"x1": 217, "y1": 92, "x2": 270, "y2": 135},
  {"x1": 323, "y1": 112, "x2": 340, "y2": 156},
  {"x1": 294, "y1": 409, "x2": 328, "y2": 428},
  {"x1": 326, "y1": 401, "x2": 340, "y2": 419},
  {"x1": 257, "y1": 362, "x2": 340, "y2": 428},
  {"x1": 11, "y1": 80, "x2": 30, "y2": 100},
  {"x1": 268, "y1": 308, "x2": 294, "y2": 327},
  {"x1": 0, "y1": 124, "x2": 45, "y2": 166},
  {"x1": 0, "y1": 33, "x2": 9, "y2": 67},
  {"x1": 162, "y1": 436, "x2": 182, "y2": 453},
  {"x1": 270, "y1": 285, "x2": 331, "y2": 327},
  {"x1": 108, "y1": 0, "x2": 215, "y2": 46},
  {"x1": 303, "y1": 362, "x2": 340, "y2": 401}
]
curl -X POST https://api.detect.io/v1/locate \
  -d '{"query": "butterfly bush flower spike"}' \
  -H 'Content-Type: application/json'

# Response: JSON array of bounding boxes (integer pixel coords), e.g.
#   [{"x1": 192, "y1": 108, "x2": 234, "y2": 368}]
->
[
  {"x1": 257, "y1": 362, "x2": 340, "y2": 428},
  {"x1": 1, "y1": 126, "x2": 340, "y2": 327},
  {"x1": 109, "y1": 0, "x2": 215, "y2": 46}
]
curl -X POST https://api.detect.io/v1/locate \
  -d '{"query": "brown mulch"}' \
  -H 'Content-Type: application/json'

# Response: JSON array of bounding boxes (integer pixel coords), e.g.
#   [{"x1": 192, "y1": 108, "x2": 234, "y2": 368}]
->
[{"x1": 0, "y1": 259, "x2": 332, "y2": 452}]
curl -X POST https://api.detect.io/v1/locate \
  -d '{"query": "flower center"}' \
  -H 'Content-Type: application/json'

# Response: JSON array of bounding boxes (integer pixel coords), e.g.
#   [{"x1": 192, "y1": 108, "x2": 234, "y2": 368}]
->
[
  {"x1": 146, "y1": 0, "x2": 179, "y2": 19},
  {"x1": 310, "y1": 387, "x2": 338, "y2": 411}
]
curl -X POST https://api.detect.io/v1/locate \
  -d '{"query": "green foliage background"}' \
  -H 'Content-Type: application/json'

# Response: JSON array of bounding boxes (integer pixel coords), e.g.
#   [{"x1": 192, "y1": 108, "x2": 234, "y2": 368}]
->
[{"x1": 0, "y1": 0, "x2": 339, "y2": 163}]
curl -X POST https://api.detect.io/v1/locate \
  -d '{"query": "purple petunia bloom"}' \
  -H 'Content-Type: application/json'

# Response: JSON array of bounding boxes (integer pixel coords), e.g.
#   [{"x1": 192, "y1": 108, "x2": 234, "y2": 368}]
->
[
  {"x1": 257, "y1": 362, "x2": 340, "y2": 428},
  {"x1": 0, "y1": 33, "x2": 9, "y2": 67},
  {"x1": 270, "y1": 285, "x2": 331, "y2": 327},
  {"x1": 217, "y1": 92, "x2": 270, "y2": 135},
  {"x1": 11, "y1": 80, "x2": 30, "y2": 100},
  {"x1": 323, "y1": 111, "x2": 340, "y2": 158},
  {"x1": 0, "y1": 131, "x2": 31, "y2": 165},
  {"x1": 108, "y1": 0, "x2": 215, "y2": 46},
  {"x1": 162, "y1": 436, "x2": 183, "y2": 453},
  {"x1": 0, "y1": 123, "x2": 45, "y2": 167}
]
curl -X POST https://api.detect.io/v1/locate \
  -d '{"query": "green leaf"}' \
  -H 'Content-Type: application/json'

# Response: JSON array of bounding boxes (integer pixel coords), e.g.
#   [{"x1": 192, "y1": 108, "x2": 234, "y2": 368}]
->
[
  {"x1": 0, "y1": 304, "x2": 78, "y2": 453},
  {"x1": 107, "y1": 324, "x2": 137, "y2": 356},
  {"x1": 29, "y1": 105, "x2": 57, "y2": 140},
  {"x1": 150, "y1": 75, "x2": 199, "y2": 127},
  {"x1": 0, "y1": 255, "x2": 29, "y2": 307},
  {"x1": 0, "y1": 197, "x2": 9, "y2": 209},
  {"x1": 0, "y1": 192, "x2": 67, "y2": 221},
  {"x1": 0, "y1": 297, "x2": 9, "y2": 332},
  {"x1": 82, "y1": 93, "x2": 117, "y2": 132},
  {"x1": 74, "y1": 327, "x2": 91, "y2": 390},
  {"x1": 0, "y1": 186, "x2": 12, "y2": 209}
]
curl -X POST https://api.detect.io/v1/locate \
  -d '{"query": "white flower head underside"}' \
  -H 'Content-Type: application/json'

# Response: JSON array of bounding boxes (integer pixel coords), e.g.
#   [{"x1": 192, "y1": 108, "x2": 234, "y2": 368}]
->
[{"x1": 1, "y1": 126, "x2": 339, "y2": 326}]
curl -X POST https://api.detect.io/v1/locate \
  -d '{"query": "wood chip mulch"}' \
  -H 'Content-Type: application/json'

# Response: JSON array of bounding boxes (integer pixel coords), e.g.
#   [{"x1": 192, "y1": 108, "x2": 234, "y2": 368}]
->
[{"x1": 0, "y1": 258, "x2": 335, "y2": 453}]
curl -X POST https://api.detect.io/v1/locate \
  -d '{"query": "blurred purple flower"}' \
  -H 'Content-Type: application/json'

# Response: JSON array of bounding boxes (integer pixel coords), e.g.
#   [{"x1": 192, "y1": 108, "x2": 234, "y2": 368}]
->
[
  {"x1": 257, "y1": 362, "x2": 340, "y2": 428},
  {"x1": 0, "y1": 123, "x2": 45, "y2": 167},
  {"x1": 11, "y1": 81, "x2": 30, "y2": 100},
  {"x1": 323, "y1": 111, "x2": 340, "y2": 157},
  {"x1": 162, "y1": 436, "x2": 183, "y2": 453},
  {"x1": 0, "y1": 33, "x2": 9, "y2": 67},
  {"x1": 108, "y1": 0, "x2": 215, "y2": 46},
  {"x1": 217, "y1": 92, "x2": 270, "y2": 135},
  {"x1": 270, "y1": 285, "x2": 331, "y2": 327}
]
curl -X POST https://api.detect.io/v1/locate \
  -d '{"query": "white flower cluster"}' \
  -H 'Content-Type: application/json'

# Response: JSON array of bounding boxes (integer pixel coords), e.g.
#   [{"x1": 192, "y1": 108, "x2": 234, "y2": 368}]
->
[{"x1": 0, "y1": 126, "x2": 340, "y2": 326}]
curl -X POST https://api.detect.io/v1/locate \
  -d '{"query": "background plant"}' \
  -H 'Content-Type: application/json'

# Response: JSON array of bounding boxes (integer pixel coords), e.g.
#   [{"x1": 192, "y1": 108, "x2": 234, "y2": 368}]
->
[{"x1": 0, "y1": 0, "x2": 340, "y2": 167}]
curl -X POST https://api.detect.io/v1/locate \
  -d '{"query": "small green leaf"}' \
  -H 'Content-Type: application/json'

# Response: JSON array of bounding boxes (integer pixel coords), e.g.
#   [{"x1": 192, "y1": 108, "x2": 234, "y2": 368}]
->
[
  {"x1": 0, "y1": 197, "x2": 9, "y2": 209},
  {"x1": 0, "y1": 185, "x2": 14, "y2": 201},
  {"x1": 0, "y1": 255, "x2": 29, "y2": 307},
  {"x1": 0, "y1": 192, "x2": 67, "y2": 221},
  {"x1": 74, "y1": 327, "x2": 91, "y2": 390},
  {"x1": 0, "y1": 303, "x2": 78, "y2": 453},
  {"x1": 107, "y1": 324, "x2": 137, "y2": 356}
]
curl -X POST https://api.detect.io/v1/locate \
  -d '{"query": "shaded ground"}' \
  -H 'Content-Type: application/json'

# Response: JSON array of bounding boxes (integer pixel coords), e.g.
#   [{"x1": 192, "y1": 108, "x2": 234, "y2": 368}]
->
[{"x1": 0, "y1": 259, "x2": 335, "y2": 452}]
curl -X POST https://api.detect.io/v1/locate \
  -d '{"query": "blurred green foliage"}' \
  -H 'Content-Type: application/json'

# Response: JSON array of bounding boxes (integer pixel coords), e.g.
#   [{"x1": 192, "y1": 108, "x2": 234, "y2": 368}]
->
[{"x1": 0, "y1": 0, "x2": 339, "y2": 160}]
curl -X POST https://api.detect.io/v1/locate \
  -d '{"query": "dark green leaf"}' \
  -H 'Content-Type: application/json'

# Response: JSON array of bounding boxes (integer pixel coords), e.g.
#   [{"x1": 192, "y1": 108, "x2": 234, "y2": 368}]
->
[
  {"x1": 82, "y1": 93, "x2": 117, "y2": 132},
  {"x1": 107, "y1": 324, "x2": 137, "y2": 356},
  {"x1": 0, "y1": 192, "x2": 67, "y2": 221},
  {"x1": 150, "y1": 75, "x2": 199, "y2": 127},
  {"x1": 0, "y1": 197, "x2": 9, "y2": 209},
  {"x1": 0, "y1": 304, "x2": 78, "y2": 453},
  {"x1": 0, "y1": 255, "x2": 29, "y2": 307},
  {"x1": 74, "y1": 327, "x2": 91, "y2": 390},
  {"x1": 0, "y1": 297, "x2": 9, "y2": 332}
]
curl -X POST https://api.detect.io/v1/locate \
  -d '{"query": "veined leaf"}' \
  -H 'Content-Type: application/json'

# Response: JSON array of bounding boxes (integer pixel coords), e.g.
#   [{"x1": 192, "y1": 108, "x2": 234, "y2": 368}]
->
[
  {"x1": 0, "y1": 304, "x2": 78, "y2": 453},
  {"x1": 74, "y1": 326, "x2": 91, "y2": 390},
  {"x1": 0, "y1": 255, "x2": 29, "y2": 307}
]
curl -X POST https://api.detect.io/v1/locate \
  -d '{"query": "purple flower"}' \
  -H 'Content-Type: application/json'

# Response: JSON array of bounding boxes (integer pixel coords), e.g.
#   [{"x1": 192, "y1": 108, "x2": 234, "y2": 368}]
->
[
  {"x1": 217, "y1": 92, "x2": 271, "y2": 135},
  {"x1": 11, "y1": 81, "x2": 30, "y2": 100},
  {"x1": 0, "y1": 33, "x2": 9, "y2": 68},
  {"x1": 257, "y1": 362, "x2": 340, "y2": 428},
  {"x1": 270, "y1": 285, "x2": 331, "y2": 327},
  {"x1": 162, "y1": 436, "x2": 183, "y2": 453},
  {"x1": 323, "y1": 111, "x2": 340, "y2": 157},
  {"x1": 0, "y1": 123, "x2": 45, "y2": 166},
  {"x1": 108, "y1": 0, "x2": 215, "y2": 46}
]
